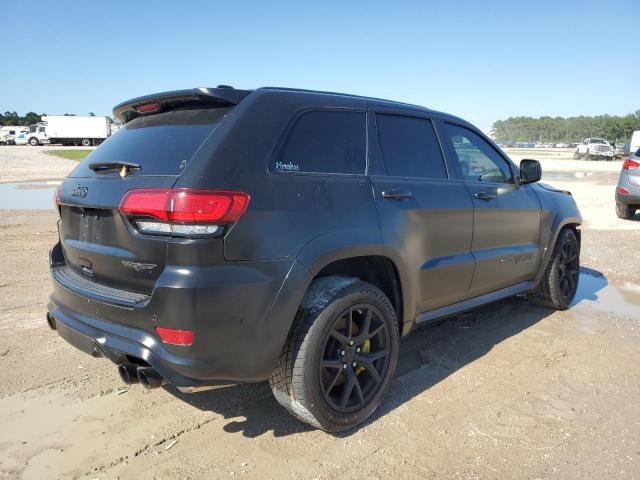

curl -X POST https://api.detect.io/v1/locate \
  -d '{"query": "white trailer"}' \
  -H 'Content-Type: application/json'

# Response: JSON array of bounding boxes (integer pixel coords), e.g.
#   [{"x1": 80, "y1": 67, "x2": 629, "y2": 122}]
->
[
  {"x1": 27, "y1": 115, "x2": 111, "y2": 146},
  {"x1": 631, "y1": 130, "x2": 640, "y2": 155}
]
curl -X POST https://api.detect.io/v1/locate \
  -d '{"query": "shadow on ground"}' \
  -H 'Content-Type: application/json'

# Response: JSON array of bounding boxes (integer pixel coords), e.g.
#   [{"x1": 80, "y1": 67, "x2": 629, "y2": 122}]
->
[{"x1": 167, "y1": 268, "x2": 607, "y2": 438}]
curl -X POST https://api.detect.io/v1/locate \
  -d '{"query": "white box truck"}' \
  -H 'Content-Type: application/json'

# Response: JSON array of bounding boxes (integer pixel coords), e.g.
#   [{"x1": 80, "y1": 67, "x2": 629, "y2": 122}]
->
[
  {"x1": 630, "y1": 130, "x2": 640, "y2": 155},
  {"x1": 27, "y1": 115, "x2": 111, "y2": 146}
]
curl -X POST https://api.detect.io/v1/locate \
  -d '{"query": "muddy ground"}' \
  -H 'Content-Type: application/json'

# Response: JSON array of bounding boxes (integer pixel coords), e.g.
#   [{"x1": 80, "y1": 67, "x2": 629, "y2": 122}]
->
[{"x1": 1, "y1": 146, "x2": 639, "y2": 479}]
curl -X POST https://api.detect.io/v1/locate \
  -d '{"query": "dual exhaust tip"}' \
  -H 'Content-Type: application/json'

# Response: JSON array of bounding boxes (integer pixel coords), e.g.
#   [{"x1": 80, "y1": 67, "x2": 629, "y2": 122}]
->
[{"x1": 117, "y1": 364, "x2": 165, "y2": 390}]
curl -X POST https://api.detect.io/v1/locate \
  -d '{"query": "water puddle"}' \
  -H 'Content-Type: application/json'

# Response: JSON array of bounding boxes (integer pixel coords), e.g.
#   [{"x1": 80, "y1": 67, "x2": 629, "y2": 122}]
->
[
  {"x1": 0, "y1": 181, "x2": 60, "y2": 210},
  {"x1": 573, "y1": 268, "x2": 640, "y2": 321},
  {"x1": 542, "y1": 171, "x2": 618, "y2": 183}
]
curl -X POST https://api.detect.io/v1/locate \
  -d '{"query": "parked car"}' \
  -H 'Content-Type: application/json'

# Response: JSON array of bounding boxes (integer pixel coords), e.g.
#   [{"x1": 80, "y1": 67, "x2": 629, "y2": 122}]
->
[
  {"x1": 574, "y1": 138, "x2": 615, "y2": 160},
  {"x1": 614, "y1": 143, "x2": 630, "y2": 159},
  {"x1": 47, "y1": 86, "x2": 582, "y2": 432},
  {"x1": 615, "y1": 149, "x2": 640, "y2": 219}
]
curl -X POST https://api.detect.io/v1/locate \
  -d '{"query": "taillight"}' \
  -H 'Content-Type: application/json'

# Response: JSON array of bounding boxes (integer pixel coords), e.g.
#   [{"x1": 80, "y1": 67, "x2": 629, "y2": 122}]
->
[
  {"x1": 618, "y1": 187, "x2": 629, "y2": 195},
  {"x1": 118, "y1": 189, "x2": 249, "y2": 237},
  {"x1": 622, "y1": 159, "x2": 640, "y2": 170},
  {"x1": 155, "y1": 326, "x2": 194, "y2": 346}
]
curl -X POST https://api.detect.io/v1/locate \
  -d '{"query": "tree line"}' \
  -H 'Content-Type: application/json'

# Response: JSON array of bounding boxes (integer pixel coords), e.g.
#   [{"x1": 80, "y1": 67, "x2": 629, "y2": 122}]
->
[
  {"x1": 492, "y1": 111, "x2": 640, "y2": 144},
  {"x1": 1, "y1": 111, "x2": 99, "y2": 127},
  {"x1": 1, "y1": 111, "x2": 44, "y2": 126}
]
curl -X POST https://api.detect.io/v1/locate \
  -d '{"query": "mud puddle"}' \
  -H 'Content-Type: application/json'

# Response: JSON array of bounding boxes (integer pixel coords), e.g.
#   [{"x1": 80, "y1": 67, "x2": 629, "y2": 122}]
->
[
  {"x1": 573, "y1": 268, "x2": 640, "y2": 321},
  {"x1": 0, "y1": 181, "x2": 60, "y2": 210}
]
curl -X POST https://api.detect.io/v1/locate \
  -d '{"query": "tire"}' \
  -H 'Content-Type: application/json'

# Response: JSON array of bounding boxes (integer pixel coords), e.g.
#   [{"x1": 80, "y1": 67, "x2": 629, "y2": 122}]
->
[
  {"x1": 573, "y1": 150, "x2": 581, "y2": 159},
  {"x1": 28, "y1": 137, "x2": 39, "y2": 146},
  {"x1": 616, "y1": 203, "x2": 636, "y2": 220},
  {"x1": 81, "y1": 138, "x2": 92, "y2": 147},
  {"x1": 535, "y1": 228, "x2": 580, "y2": 310},
  {"x1": 269, "y1": 276, "x2": 400, "y2": 432}
]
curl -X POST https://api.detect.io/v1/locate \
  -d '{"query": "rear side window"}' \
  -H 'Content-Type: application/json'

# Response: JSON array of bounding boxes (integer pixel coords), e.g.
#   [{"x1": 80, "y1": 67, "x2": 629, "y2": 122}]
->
[
  {"x1": 376, "y1": 114, "x2": 447, "y2": 179},
  {"x1": 275, "y1": 110, "x2": 366, "y2": 174},
  {"x1": 71, "y1": 108, "x2": 231, "y2": 177}
]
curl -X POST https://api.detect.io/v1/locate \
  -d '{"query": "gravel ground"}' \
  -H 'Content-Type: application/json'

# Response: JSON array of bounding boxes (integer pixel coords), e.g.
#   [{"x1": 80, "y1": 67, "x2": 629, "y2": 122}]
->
[
  {"x1": 0, "y1": 146, "x2": 93, "y2": 183},
  {"x1": 0, "y1": 146, "x2": 639, "y2": 479}
]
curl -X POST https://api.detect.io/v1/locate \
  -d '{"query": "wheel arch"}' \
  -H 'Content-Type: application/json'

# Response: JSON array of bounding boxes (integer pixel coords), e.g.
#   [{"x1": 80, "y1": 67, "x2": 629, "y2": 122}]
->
[
  {"x1": 300, "y1": 248, "x2": 412, "y2": 334},
  {"x1": 533, "y1": 216, "x2": 581, "y2": 287}
]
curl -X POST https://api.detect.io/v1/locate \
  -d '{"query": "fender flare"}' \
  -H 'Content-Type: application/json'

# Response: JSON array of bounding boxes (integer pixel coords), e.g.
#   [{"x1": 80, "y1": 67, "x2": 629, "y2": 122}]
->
[
  {"x1": 295, "y1": 230, "x2": 414, "y2": 326},
  {"x1": 533, "y1": 215, "x2": 582, "y2": 286}
]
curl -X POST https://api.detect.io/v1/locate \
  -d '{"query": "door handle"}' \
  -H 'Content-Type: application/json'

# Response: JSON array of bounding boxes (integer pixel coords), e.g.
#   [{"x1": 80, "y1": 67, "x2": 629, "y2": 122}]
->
[
  {"x1": 474, "y1": 191, "x2": 496, "y2": 201},
  {"x1": 381, "y1": 190, "x2": 413, "y2": 201}
]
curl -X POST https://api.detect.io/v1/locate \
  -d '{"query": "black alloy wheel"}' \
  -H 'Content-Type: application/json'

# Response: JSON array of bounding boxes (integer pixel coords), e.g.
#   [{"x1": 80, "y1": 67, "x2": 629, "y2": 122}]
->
[
  {"x1": 557, "y1": 237, "x2": 579, "y2": 300},
  {"x1": 319, "y1": 304, "x2": 391, "y2": 413}
]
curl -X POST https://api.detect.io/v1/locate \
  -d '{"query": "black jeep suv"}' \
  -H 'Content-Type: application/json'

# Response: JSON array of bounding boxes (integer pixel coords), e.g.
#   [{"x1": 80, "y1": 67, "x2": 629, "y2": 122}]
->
[{"x1": 48, "y1": 86, "x2": 582, "y2": 432}]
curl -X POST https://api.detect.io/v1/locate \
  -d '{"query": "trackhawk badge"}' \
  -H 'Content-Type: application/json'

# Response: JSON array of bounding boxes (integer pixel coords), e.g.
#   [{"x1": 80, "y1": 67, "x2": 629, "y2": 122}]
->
[{"x1": 121, "y1": 260, "x2": 157, "y2": 272}]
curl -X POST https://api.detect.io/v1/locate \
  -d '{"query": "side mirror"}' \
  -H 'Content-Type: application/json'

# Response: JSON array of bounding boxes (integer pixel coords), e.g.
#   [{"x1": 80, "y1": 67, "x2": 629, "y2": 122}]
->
[{"x1": 519, "y1": 159, "x2": 541, "y2": 184}]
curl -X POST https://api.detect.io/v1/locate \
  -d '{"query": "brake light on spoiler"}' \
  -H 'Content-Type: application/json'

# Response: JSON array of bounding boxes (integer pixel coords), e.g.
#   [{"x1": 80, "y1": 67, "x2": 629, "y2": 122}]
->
[{"x1": 119, "y1": 189, "x2": 250, "y2": 237}]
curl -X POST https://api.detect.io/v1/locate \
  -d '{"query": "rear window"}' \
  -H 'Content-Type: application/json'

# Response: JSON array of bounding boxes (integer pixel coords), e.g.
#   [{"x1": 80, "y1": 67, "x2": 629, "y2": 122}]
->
[
  {"x1": 275, "y1": 110, "x2": 366, "y2": 174},
  {"x1": 70, "y1": 108, "x2": 231, "y2": 177},
  {"x1": 376, "y1": 114, "x2": 447, "y2": 179}
]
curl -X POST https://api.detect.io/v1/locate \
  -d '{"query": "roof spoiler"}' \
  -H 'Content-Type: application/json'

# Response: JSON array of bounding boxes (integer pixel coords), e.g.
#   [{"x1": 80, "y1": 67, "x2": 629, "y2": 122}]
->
[{"x1": 113, "y1": 86, "x2": 253, "y2": 124}]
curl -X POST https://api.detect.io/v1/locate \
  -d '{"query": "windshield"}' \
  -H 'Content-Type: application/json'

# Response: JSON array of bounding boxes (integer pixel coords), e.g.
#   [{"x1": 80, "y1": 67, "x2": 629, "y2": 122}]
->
[
  {"x1": 589, "y1": 139, "x2": 607, "y2": 144},
  {"x1": 69, "y1": 107, "x2": 232, "y2": 177}
]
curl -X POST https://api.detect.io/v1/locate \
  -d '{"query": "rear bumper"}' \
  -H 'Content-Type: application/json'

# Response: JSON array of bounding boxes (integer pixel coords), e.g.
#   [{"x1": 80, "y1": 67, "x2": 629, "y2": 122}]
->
[
  {"x1": 616, "y1": 178, "x2": 640, "y2": 204},
  {"x1": 48, "y1": 305, "x2": 215, "y2": 387},
  {"x1": 48, "y1": 245, "x2": 312, "y2": 386},
  {"x1": 616, "y1": 191, "x2": 640, "y2": 204}
]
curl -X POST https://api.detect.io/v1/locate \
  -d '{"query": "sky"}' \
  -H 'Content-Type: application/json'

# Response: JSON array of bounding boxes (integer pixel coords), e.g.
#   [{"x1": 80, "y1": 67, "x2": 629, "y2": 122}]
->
[{"x1": 2, "y1": 0, "x2": 638, "y2": 130}]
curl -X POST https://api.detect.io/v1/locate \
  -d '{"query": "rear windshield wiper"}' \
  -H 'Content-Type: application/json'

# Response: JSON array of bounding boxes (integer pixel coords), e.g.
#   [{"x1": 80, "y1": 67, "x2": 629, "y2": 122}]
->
[{"x1": 89, "y1": 161, "x2": 142, "y2": 174}]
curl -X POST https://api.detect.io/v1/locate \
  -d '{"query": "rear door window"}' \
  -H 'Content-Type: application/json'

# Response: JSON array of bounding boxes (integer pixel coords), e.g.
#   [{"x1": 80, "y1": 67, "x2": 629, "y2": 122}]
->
[
  {"x1": 70, "y1": 108, "x2": 231, "y2": 177},
  {"x1": 375, "y1": 114, "x2": 447, "y2": 179},
  {"x1": 275, "y1": 110, "x2": 366, "y2": 174}
]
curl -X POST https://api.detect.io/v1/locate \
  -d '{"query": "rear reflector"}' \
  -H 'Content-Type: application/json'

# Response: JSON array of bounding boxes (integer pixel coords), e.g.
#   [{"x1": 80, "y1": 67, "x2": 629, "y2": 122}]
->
[
  {"x1": 119, "y1": 189, "x2": 249, "y2": 223},
  {"x1": 155, "y1": 326, "x2": 194, "y2": 346},
  {"x1": 622, "y1": 159, "x2": 640, "y2": 170},
  {"x1": 618, "y1": 187, "x2": 629, "y2": 194}
]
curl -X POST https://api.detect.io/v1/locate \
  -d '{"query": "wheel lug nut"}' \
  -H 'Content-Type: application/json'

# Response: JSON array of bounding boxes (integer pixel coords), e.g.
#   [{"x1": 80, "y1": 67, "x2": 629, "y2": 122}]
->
[
  {"x1": 356, "y1": 347, "x2": 361, "y2": 353},
  {"x1": 349, "y1": 341, "x2": 354, "y2": 346},
  {"x1": 343, "y1": 363, "x2": 347, "y2": 369},
  {"x1": 352, "y1": 362, "x2": 357, "y2": 367},
  {"x1": 340, "y1": 350, "x2": 345, "y2": 356}
]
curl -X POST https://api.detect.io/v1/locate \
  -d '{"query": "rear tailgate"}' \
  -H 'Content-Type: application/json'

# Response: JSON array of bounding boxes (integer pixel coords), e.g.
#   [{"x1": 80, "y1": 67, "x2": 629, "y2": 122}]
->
[{"x1": 57, "y1": 107, "x2": 230, "y2": 297}]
